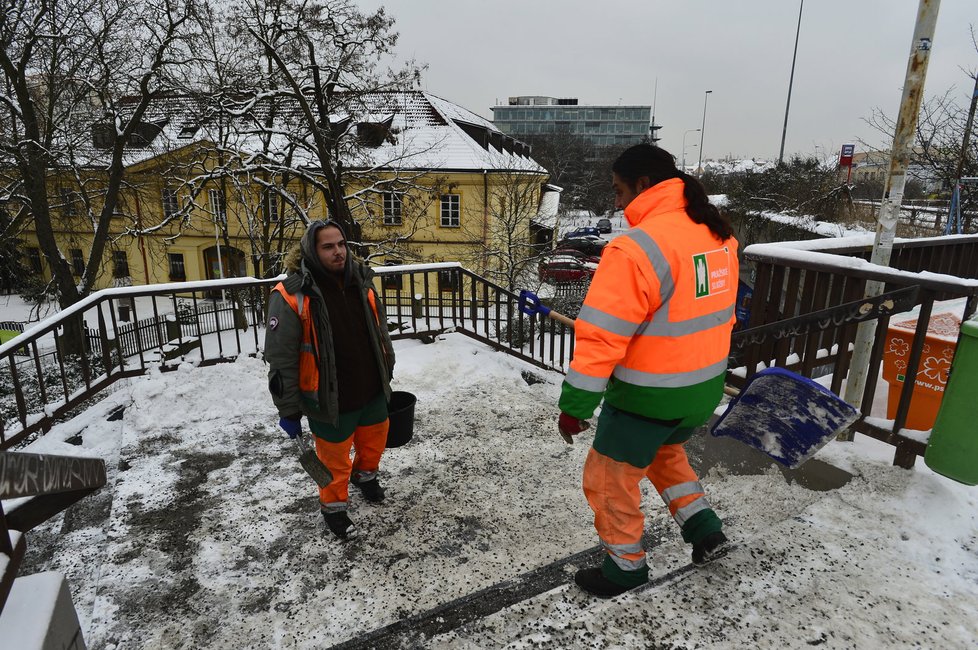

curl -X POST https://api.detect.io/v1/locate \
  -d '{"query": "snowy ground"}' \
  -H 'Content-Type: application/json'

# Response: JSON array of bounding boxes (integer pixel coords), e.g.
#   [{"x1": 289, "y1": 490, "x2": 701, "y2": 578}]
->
[{"x1": 10, "y1": 332, "x2": 978, "y2": 649}]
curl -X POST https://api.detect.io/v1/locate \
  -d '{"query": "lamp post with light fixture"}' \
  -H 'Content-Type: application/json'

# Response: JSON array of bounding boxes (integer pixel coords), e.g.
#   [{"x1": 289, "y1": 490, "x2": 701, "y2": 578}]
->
[{"x1": 697, "y1": 90, "x2": 712, "y2": 176}]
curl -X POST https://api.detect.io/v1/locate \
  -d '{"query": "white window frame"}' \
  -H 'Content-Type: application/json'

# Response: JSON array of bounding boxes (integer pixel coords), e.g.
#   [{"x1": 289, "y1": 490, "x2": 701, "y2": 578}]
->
[
  {"x1": 162, "y1": 187, "x2": 179, "y2": 218},
  {"x1": 208, "y1": 188, "x2": 227, "y2": 225},
  {"x1": 383, "y1": 192, "x2": 403, "y2": 226},
  {"x1": 440, "y1": 194, "x2": 460, "y2": 227},
  {"x1": 266, "y1": 190, "x2": 279, "y2": 222}
]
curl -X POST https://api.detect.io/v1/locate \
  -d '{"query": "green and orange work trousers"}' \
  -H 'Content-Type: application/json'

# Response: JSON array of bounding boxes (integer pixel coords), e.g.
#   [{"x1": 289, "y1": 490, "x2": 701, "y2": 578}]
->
[
  {"x1": 308, "y1": 392, "x2": 389, "y2": 513},
  {"x1": 583, "y1": 403, "x2": 722, "y2": 588}
]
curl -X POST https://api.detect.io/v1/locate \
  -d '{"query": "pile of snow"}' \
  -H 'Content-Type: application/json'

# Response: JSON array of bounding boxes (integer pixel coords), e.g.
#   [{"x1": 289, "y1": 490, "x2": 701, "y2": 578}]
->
[{"x1": 9, "y1": 333, "x2": 978, "y2": 648}]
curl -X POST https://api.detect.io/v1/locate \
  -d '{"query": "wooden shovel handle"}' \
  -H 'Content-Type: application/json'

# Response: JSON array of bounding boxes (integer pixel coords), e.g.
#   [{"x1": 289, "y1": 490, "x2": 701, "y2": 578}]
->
[{"x1": 548, "y1": 310, "x2": 576, "y2": 328}]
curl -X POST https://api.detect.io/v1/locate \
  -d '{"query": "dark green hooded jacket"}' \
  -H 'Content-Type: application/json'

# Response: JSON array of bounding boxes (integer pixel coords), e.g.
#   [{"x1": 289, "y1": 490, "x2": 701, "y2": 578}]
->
[{"x1": 265, "y1": 221, "x2": 395, "y2": 426}]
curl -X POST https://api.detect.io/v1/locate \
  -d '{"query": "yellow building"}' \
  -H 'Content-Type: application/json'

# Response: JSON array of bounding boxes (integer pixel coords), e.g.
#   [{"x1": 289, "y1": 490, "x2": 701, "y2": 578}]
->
[{"x1": 19, "y1": 92, "x2": 550, "y2": 292}]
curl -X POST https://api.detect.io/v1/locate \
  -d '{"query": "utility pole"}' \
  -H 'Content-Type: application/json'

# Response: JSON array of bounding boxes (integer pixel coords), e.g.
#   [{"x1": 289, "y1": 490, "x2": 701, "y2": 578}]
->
[
  {"x1": 842, "y1": 0, "x2": 941, "y2": 431},
  {"x1": 697, "y1": 90, "x2": 712, "y2": 176},
  {"x1": 778, "y1": 0, "x2": 804, "y2": 165}
]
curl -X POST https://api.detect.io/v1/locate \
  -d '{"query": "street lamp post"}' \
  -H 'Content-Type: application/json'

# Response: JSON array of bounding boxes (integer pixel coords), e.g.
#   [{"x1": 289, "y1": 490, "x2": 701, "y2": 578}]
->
[
  {"x1": 682, "y1": 128, "x2": 701, "y2": 172},
  {"x1": 697, "y1": 90, "x2": 713, "y2": 176},
  {"x1": 778, "y1": 0, "x2": 805, "y2": 165}
]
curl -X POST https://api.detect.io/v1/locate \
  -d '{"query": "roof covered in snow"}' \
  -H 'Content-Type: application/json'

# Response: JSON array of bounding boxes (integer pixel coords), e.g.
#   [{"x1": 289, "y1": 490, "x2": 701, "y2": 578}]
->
[{"x1": 78, "y1": 91, "x2": 546, "y2": 175}]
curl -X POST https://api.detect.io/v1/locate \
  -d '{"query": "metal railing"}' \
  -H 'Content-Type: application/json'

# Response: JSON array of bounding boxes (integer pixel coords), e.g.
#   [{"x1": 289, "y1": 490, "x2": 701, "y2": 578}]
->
[
  {"x1": 1, "y1": 451, "x2": 107, "y2": 612},
  {"x1": 0, "y1": 265, "x2": 574, "y2": 449},
  {"x1": 0, "y1": 277, "x2": 275, "y2": 448},
  {"x1": 4, "y1": 239, "x2": 977, "y2": 465},
  {"x1": 738, "y1": 234, "x2": 978, "y2": 467}
]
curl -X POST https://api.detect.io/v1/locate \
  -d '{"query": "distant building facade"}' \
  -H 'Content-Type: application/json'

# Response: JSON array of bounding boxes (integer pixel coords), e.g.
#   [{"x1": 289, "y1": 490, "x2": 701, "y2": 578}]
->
[
  {"x1": 14, "y1": 91, "x2": 551, "y2": 292},
  {"x1": 491, "y1": 96, "x2": 652, "y2": 148}
]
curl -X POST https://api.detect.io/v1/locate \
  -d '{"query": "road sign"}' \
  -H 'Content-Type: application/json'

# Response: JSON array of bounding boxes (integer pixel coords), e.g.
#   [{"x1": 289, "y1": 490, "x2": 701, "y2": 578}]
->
[{"x1": 839, "y1": 144, "x2": 855, "y2": 168}]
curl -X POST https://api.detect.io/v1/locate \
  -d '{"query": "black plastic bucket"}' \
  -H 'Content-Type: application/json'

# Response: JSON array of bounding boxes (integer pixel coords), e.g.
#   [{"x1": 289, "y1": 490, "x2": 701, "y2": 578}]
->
[{"x1": 386, "y1": 391, "x2": 417, "y2": 448}]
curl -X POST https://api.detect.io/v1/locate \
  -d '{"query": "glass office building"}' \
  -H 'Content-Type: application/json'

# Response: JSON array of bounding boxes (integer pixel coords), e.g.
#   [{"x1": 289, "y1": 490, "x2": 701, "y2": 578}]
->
[{"x1": 491, "y1": 96, "x2": 652, "y2": 148}]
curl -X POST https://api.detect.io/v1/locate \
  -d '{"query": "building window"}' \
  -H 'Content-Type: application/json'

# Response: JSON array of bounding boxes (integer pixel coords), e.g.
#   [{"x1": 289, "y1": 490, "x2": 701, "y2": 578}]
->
[
  {"x1": 440, "y1": 194, "x2": 460, "y2": 227},
  {"x1": 69, "y1": 249, "x2": 84, "y2": 276},
  {"x1": 112, "y1": 250, "x2": 130, "y2": 278},
  {"x1": 438, "y1": 269, "x2": 458, "y2": 293},
  {"x1": 383, "y1": 192, "x2": 403, "y2": 225},
  {"x1": 162, "y1": 187, "x2": 179, "y2": 218},
  {"x1": 168, "y1": 253, "x2": 186, "y2": 280},
  {"x1": 265, "y1": 191, "x2": 279, "y2": 222},
  {"x1": 27, "y1": 248, "x2": 43, "y2": 274},
  {"x1": 208, "y1": 188, "x2": 227, "y2": 225},
  {"x1": 60, "y1": 187, "x2": 77, "y2": 217}
]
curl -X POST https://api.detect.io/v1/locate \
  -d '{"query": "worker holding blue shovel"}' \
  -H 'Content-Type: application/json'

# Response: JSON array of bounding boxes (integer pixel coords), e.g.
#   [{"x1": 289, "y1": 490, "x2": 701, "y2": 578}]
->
[{"x1": 547, "y1": 144, "x2": 740, "y2": 598}]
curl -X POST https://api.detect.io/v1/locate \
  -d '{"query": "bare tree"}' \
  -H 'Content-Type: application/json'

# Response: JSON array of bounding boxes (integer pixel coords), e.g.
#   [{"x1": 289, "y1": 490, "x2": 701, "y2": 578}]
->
[
  {"x1": 862, "y1": 25, "x2": 978, "y2": 231},
  {"x1": 0, "y1": 0, "x2": 196, "y2": 314},
  {"x1": 238, "y1": 0, "x2": 423, "y2": 232},
  {"x1": 522, "y1": 133, "x2": 615, "y2": 215},
  {"x1": 454, "y1": 167, "x2": 547, "y2": 292}
]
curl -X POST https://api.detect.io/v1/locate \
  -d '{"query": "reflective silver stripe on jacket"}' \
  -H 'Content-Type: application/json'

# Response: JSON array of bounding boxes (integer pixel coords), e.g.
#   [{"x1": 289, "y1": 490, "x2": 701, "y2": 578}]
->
[
  {"x1": 674, "y1": 496, "x2": 711, "y2": 527},
  {"x1": 296, "y1": 290, "x2": 305, "y2": 316},
  {"x1": 640, "y1": 305, "x2": 735, "y2": 337},
  {"x1": 622, "y1": 229, "x2": 675, "y2": 303},
  {"x1": 577, "y1": 305, "x2": 641, "y2": 338},
  {"x1": 300, "y1": 343, "x2": 316, "y2": 353},
  {"x1": 660, "y1": 481, "x2": 705, "y2": 505},
  {"x1": 601, "y1": 539, "x2": 647, "y2": 570},
  {"x1": 565, "y1": 367, "x2": 609, "y2": 393},
  {"x1": 613, "y1": 358, "x2": 728, "y2": 388}
]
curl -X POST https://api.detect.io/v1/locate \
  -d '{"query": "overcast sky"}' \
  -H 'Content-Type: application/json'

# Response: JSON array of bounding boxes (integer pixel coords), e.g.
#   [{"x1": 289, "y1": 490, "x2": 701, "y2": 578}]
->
[{"x1": 361, "y1": 0, "x2": 976, "y2": 162}]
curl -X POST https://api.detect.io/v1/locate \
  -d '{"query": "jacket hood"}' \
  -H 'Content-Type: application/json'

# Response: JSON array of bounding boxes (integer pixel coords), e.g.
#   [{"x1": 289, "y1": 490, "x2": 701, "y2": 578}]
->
[
  {"x1": 623, "y1": 177, "x2": 688, "y2": 227},
  {"x1": 295, "y1": 219, "x2": 354, "y2": 285}
]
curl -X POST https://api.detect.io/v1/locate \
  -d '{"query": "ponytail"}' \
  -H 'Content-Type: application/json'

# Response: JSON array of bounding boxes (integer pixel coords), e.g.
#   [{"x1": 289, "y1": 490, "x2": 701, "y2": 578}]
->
[
  {"x1": 676, "y1": 171, "x2": 734, "y2": 241},
  {"x1": 612, "y1": 144, "x2": 734, "y2": 242}
]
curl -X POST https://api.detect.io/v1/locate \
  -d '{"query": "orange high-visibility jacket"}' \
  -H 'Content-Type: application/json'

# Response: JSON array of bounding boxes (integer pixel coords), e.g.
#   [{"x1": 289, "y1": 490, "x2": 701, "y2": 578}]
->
[
  {"x1": 559, "y1": 178, "x2": 739, "y2": 426},
  {"x1": 271, "y1": 283, "x2": 387, "y2": 399}
]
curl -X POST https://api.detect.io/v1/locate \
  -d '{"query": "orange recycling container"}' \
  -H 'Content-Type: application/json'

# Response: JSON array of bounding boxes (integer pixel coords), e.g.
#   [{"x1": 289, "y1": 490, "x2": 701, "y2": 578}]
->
[{"x1": 881, "y1": 312, "x2": 961, "y2": 431}]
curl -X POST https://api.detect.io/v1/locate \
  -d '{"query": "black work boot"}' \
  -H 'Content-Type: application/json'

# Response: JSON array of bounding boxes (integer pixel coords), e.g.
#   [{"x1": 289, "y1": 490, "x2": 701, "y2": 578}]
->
[
  {"x1": 352, "y1": 477, "x2": 385, "y2": 503},
  {"x1": 574, "y1": 568, "x2": 637, "y2": 599},
  {"x1": 692, "y1": 530, "x2": 729, "y2": 566},
  {"x1": 322, "y1": 510, "x2": 356, "y2": 539}
]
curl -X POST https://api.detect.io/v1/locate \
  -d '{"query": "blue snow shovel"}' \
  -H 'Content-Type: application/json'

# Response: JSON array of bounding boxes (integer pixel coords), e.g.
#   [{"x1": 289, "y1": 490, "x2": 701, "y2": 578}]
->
[
  {"x1": 518, "y1": 290, "x2": 576, "y2": 327},
  {"x1": 711, "y1": 367, "x2": 860, "y2": 469}
]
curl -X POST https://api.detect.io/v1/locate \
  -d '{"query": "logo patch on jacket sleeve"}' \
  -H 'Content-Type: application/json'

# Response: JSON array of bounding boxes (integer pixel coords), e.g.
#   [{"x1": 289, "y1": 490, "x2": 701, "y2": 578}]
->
[
  {"x1": 693, "y1": 247, "x2": 732, "y2": 298},
  {"x1": 269, "y1": 316, "x2": 279, "y2": 330}
]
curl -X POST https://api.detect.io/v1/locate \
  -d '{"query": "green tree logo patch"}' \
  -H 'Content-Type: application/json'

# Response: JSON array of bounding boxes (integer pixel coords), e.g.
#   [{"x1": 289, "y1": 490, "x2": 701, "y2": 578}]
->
[{"x1": 693, "y1": 247, "x2": 732, "y2": 298}]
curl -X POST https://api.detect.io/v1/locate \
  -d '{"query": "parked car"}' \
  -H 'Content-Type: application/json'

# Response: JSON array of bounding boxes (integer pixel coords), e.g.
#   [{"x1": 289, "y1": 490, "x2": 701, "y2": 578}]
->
[
  {"x1": 555, "y1": 236, "x2": 607, "y2": 257},
  {"x1": 564, "y1": 226, "x2": 601, "y2": 239},
  {"x1": 538, "y1": 253, "x2": 598, "y2": 284},
  {"x1": 551, "y1": 248, "x2": 601, "y2": 265},
  {"x1": 596, "y1": 217, "x2": 613, "y2": 233}
]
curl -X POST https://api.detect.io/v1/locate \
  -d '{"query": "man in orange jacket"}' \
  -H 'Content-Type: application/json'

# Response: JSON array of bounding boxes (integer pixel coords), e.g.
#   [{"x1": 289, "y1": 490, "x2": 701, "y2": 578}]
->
[{"x1": 558, "y1": 144, "x2": 739, "y2": 597}]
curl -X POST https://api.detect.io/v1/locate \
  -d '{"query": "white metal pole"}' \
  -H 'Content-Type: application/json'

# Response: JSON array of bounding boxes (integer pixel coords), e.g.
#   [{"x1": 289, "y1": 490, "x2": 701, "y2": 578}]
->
[
  {"x1": 842, "y1": 0, "x2": 941, "y2": 424},
  {"x1": 212, "y1": 192, "x2": 227, "y2": 303}
]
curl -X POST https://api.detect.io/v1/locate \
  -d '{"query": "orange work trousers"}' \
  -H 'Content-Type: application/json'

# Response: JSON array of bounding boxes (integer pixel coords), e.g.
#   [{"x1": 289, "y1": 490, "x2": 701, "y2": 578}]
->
[
  {"x1": 314, "y1": 419, "x2": 389, "y2": 511},
  {"x1": 583, "y1": 442, "x2": 706, "y2": 572}
]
